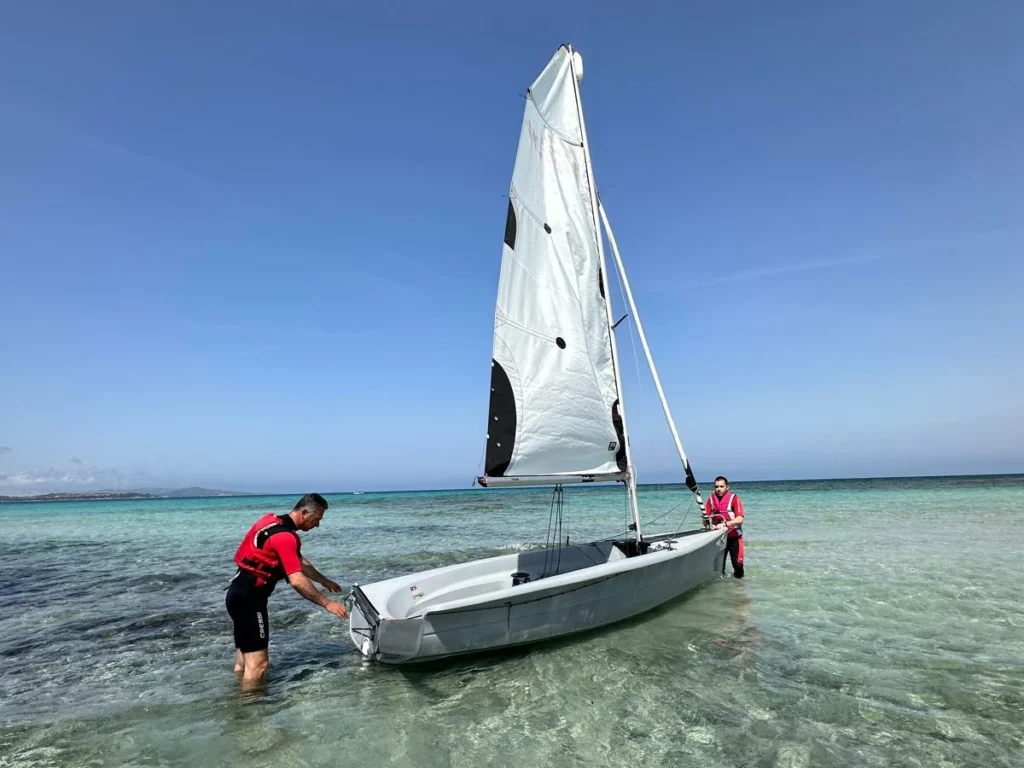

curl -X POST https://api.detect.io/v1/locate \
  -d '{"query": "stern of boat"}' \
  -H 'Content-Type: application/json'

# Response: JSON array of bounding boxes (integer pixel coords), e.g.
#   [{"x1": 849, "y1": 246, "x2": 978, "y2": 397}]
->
[{"x1": 348, "y1": 585, "x2": 425, "y2": 664}]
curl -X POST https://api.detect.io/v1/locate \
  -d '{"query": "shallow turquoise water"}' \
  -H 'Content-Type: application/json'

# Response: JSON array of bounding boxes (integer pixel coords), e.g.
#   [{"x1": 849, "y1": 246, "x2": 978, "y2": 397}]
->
[{"x1": 1, "y1": 476, "x2": 1022, "y2": 767}]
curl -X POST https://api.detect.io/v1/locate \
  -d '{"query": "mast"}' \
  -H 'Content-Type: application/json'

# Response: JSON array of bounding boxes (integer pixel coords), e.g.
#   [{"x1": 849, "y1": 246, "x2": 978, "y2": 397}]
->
[
  {"x1": 598, "y1": 201, "x2": 706, "y2": 511},
  {"x1": 568, "y1": 47, "x2": 643, "y2": 543}
]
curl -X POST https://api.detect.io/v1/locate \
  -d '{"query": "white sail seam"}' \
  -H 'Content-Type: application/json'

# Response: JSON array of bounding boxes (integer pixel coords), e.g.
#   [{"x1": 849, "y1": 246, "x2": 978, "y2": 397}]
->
[
  {"x1": 508, "y1": 187, "x2": 548, "y2": 232},
  {"x1": 495, "y1": 315, "x2": 559, "y2": 345},
  {"x1": 527, "y1": 54, "x2": 582, "y2": 146},
  {"x1": 526, "y1": 94, "x2": 584, "y2": 147},
  {"x1": 505, "y1": 188, "x2": 572, "y2": 305}
]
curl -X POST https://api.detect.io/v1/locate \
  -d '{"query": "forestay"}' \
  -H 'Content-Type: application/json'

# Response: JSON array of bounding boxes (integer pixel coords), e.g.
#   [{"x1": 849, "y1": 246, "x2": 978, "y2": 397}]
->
[{"x1": 482, "y1": 46, "x2": 626, "y2": 486}]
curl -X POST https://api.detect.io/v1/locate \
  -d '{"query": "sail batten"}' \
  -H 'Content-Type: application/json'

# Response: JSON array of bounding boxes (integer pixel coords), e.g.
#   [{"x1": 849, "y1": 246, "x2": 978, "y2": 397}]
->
[
  {"x1": 483, "y1": 45, "x2": 624, "y2": 481},
  {"x1": 478, "y1": 472, "x2": 626, "y2": 488}
]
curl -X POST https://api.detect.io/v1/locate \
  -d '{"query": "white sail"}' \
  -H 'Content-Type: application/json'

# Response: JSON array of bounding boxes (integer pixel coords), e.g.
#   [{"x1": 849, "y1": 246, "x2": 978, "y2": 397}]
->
[
  {"x1": 349, "y1": 45, "x2": 726, "y2": 668},
  {"x1": 482, "y1": 46, "x2": 626, "y2": 484}
]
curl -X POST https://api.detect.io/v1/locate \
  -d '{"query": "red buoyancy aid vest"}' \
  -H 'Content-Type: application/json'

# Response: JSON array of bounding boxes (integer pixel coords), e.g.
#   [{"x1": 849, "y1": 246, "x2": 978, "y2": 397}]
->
[
  {"x1": 233, "y1": 514, "x2": 302, "y2": 589},
  {"x1": 706, "y1": 492, "x2": 743, "y2": 538}
]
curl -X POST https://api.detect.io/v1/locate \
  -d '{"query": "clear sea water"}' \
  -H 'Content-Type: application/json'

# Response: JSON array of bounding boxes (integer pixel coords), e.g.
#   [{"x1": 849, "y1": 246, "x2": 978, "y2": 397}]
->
[{"x1": 1, "y1": 475, "x2": 1021, "y2": 768}]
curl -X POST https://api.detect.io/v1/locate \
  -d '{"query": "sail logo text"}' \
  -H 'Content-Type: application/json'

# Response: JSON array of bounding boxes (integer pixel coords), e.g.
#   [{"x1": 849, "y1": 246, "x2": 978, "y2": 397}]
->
[{"x1": 526, "y1": 118, "x2": 547, "y2": 160}]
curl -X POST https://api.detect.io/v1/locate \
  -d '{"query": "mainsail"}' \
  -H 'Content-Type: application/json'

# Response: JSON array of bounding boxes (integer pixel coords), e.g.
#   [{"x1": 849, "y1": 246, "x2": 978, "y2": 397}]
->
[{"x1": 480, "y1": 46, "x2": 627, "y2": 486}]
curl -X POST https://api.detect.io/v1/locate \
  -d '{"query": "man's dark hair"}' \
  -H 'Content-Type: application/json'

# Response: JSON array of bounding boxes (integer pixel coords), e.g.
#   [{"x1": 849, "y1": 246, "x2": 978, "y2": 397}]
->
[
  {"x1": 294, "y1": 493, "x2": 328, "y2": 512},
  {"x1": 714, "y1": 476, "x2": 729, "y2": 485}
]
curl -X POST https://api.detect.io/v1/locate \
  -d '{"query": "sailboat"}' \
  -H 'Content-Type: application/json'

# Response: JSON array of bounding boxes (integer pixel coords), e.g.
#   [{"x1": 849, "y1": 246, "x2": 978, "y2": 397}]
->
[{"x1": 348, "y1": 44, "x2": 727, "y2": 665}]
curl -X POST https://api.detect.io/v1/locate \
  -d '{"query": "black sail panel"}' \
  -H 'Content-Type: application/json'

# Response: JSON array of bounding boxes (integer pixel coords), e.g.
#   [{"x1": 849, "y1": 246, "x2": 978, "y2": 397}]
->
[{"x1": 485, "y1": 359, "x2": 516, "y2": 476}]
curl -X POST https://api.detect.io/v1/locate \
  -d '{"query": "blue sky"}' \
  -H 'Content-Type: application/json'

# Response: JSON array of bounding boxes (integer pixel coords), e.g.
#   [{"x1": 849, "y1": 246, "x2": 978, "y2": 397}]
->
[{"x1": 1, "y1": 1, "x2": 1021, "y2": 494}]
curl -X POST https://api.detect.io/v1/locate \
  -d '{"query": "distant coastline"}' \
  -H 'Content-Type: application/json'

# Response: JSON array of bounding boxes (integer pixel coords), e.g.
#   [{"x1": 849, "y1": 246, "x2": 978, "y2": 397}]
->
[
  {"x1": 0, "y1": 487, "x2": 252, "y2": 504},
  {"x1": 2, "y1": 472, "x2": 1020, "y2": 504}
]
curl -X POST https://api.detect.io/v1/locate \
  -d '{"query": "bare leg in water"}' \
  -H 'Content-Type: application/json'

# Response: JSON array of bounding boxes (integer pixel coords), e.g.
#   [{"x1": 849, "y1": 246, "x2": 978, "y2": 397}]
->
[{"x1": 240, "y1": 649, "x2": 269, "y2": 688}]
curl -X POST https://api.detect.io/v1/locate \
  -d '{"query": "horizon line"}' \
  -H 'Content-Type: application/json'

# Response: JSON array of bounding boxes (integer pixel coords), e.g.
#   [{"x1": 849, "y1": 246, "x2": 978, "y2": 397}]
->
[{"x1": 3, "y1": 470, "x2": 1020, "y2": 502}]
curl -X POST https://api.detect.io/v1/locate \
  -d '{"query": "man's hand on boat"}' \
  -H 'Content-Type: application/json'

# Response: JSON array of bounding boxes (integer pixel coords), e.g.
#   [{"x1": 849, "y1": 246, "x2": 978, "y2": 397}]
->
[
  {"x1": 287, "y1": 571, "x2": 349, "y2": 620},
  {"x1": 324, "y1": 600, "x2": 349, "y2": 620}
]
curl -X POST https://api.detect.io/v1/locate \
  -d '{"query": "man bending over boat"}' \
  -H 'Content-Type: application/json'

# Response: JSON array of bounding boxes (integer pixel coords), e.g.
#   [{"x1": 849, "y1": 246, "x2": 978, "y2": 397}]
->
[
  {"x1": 226, "y1": 493, "x2": 348, "y2": 685},
  {"x1": 703, "y1": 476, "x2": 745, "y2": 579}
]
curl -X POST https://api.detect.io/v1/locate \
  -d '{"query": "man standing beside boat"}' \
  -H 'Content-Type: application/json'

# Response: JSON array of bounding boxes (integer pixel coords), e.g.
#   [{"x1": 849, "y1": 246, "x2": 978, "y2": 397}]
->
[
  {"x1": 226, "y1": 493, "x2": 348, "y2": 686},
  {"x1": 704, "y1": 476, "x2": 745, "y2": 578}
]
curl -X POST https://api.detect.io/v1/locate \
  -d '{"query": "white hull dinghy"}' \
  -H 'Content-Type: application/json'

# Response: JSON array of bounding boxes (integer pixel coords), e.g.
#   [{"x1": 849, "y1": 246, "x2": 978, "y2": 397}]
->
[{"x1": 349, "y1": 45, "x2": 727, "y2": 665}]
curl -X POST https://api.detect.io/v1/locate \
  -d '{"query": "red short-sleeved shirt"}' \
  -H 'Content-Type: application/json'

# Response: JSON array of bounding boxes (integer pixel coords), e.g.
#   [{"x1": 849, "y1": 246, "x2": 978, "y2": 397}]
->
[{"x1": 266, "y1": 530, "x2": 303, "y2": 576}]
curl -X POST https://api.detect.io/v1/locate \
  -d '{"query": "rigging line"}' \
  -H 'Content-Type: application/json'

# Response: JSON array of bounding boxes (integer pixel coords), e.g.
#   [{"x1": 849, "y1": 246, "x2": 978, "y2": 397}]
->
[
  {"x1": 543, "y1": 486, "x2": 557, "y2": 577},
  {"x1": 600, "y1": 491, "x2": 694, "y2": 542},
  {"x1": 474, "y1": 422, "x2": 487, "y2": 483},
  {"x1": 557, "y1": 487, "x2": 564, "y2": 575},
  {"x1": 544, "y1": 484, "x2": 568, "y2": 578},
  {"x1": 601, "y1": 197, "x2": 644, "y2": 390},
  {"x1": 624, "y1": 481, "x2": 630, "y2": 534},
  {"x1": 555, "y1": 488, "x2": 566, "y2": 574},
  {"x1": 573, "y1": 541, "x2": 605, "y2": 568},
  {"x1": 644, "y1": 496, "x2": 694, "y2": 530},
  {"x1": 582, "y1": 549, "x2": 603, "y2": 567},
  {"x1": 628, "y1": 475, "x2": 706, "y2": 538},
  {"x1": 676, "y1": 496, "x2": 696, "y2": 532}
]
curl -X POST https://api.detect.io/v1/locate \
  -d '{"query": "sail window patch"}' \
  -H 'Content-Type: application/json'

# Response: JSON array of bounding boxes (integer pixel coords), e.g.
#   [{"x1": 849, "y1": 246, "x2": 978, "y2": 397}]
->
[
  {"x1": 543, "y1": 223, "x2": 552, "y2": 234},
  {"x1": 504, "y1": 201, "x2": 517, "y2": 249},
  {"x1": 555, "y1": 337, "x2": 566, "y2": 349}
]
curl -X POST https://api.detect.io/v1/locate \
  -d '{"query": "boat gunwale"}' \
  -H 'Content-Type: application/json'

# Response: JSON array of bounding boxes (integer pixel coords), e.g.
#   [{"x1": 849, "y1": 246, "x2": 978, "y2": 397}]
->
[{"x1": 359, "y1": 528, "x2": 724, "y2": 620}]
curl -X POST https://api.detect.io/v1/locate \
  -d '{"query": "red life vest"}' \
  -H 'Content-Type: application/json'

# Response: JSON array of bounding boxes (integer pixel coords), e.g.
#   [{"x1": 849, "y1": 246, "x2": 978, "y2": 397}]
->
[
  {"x1": 706, "y1": 492, "x2": 743, "y2": 538},
  {"x1": 233, "y1": 514, "x2": 301, "y2": 589}
]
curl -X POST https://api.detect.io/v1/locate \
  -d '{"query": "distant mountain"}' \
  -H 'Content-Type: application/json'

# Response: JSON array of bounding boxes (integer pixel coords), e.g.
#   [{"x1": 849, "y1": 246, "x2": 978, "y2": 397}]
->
[
  {"x1": 0, "y1": 487, "x2": 255, "y2": 503},
  {"x1": 120, "y1": 486, "x2": 254, "y2": 498}
]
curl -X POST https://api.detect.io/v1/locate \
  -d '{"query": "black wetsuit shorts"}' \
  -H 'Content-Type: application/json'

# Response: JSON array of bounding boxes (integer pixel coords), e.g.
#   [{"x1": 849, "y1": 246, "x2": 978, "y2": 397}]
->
[{"x1": 225, "y1": 573, "x2": 273, "y2": 653}]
